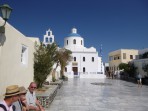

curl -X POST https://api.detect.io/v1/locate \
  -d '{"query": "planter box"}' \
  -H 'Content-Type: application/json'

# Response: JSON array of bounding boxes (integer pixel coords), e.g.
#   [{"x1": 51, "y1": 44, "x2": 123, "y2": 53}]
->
[
  {"x1": 49, "y1": 80, "x2": 63, "y2": 89},
  {"x1": 36, "y1": 85, "x2": 58, "y2": 108}
]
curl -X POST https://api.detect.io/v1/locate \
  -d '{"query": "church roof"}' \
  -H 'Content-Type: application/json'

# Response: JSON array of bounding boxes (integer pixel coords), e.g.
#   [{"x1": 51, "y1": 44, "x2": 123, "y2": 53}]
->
[{"x1": 68, "y1": 33, "x2": 81, "y2": 37}]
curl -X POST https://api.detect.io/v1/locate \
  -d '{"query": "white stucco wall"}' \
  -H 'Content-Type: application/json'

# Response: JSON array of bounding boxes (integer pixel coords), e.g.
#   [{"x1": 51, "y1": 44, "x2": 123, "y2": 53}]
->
[
  {"x1": 73, "y1": 52, "x2": 98, "y2": 72},
  {"x1": 0, "y1": 18, "x2": 39, "y2": 98},
  {"x1": 133, "y1": 59, "x2": 148, "y2": 77},
  {"x1": 64, "y1": 37, "x2": 84, "y2": 49},
  {"x1": 65, "y1": 52, "x2": 105, "y2": 78}
]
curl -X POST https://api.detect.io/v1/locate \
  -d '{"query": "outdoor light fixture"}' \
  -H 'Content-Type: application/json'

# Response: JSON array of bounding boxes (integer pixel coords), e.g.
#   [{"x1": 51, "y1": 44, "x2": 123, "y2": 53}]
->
[{"x1": 0, "y1": 4, "x2": 12, "y2": 33}]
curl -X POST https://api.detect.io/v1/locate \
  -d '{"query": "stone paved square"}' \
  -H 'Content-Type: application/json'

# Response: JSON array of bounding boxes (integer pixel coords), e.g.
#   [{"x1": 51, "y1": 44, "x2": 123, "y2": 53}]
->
[{"x1": 47, "y1": 78, "x2": 148, "y2": 111}]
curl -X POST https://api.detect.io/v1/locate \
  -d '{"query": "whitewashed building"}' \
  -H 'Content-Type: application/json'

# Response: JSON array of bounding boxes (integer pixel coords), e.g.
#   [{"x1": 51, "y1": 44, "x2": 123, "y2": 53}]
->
[
  {"x1": 43, "y1": 28, "x2": 105, "y2": 78},
  {"x1": 0, "y1": 17, "x2": 40, "y2": 98},
  {"x1": 64, "y1": 28, "x2": 105, "y2": 78}
]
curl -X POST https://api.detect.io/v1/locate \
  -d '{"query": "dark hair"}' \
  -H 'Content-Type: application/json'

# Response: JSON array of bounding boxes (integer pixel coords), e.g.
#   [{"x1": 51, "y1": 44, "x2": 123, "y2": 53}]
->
[{"x1": 4, "y1": 96, "x2": 12, "y2": 99}]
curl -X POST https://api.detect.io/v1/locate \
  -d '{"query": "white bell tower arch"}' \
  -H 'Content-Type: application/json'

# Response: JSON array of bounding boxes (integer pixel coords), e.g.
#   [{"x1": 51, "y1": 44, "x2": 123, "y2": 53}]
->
[{"x1": 43, "y1": 29, "x2": 54, "y2": 45}]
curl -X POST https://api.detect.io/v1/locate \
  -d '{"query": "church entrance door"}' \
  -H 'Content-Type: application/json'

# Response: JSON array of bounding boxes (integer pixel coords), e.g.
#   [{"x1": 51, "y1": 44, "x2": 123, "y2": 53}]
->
[{"x1": 72, "y1": 67, "x2": 78, "y2": 77}]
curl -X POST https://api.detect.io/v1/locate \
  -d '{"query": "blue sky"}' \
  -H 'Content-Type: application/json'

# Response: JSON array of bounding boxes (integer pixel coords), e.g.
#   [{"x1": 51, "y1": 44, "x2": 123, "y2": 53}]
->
[{"x1": 1, "y1": 0, "x2": 148, "y2": 62}]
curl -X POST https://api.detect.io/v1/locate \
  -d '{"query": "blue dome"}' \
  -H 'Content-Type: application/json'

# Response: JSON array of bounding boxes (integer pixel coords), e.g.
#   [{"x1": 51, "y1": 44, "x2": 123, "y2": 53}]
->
[{"x1": 68, "y1": 33, "x2": 81, "y2": 37}]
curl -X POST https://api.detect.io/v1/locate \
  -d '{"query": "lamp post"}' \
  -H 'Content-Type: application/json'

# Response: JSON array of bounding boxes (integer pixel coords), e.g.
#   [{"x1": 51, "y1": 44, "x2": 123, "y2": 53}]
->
[
  {"x1": 0, "y1": 4, "x2": 12, "y2": 33},
  {"x1": 100, "y1": 44, "x2": 103, "y2": 74}
]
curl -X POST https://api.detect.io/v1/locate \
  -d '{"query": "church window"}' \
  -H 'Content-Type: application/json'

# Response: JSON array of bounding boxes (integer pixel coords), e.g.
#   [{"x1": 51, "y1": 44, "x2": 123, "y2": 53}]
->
[
  {"x1": 83, "y1": 57, "x2": 85, "y2": 62},
  {"x1": 81, "y1": 40, "x2": 82, "y2": 45},
  {"x1": 50, "y1": 38, "x2": 52, "y2": 43},
  {"x1": 92, "y1": 57, "x2": 94, "y2": 62},
  {"x1": 65, "y1": 67, "x2": 67, "y2": 72},
  {"x1": 21, "y1": 45, "x2": 28, "y2": 65},
  {"x1": 67, "y1": 40, "x2": 68, "y2": 45},
  {"x1": 46, "y1": 37, "x2": 48, "y2": 42},
  {"x1": 83, "y1": 67, "x2": 85, "y2": 72},
  {"x1": 73, "y1": 39, "x2": 76, "y2": 44},
  {"x1": 48, "y1": 32, "x2": 50, "y2": 36},
  {"x1": 74, "y1": 57, "x2": 76, "y2": 61}
]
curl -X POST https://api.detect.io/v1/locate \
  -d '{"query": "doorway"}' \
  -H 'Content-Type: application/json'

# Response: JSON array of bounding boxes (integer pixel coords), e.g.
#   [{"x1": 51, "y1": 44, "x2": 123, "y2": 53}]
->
[{"x1": 72, "y1": 67, "x2": 78, "y2": 75}]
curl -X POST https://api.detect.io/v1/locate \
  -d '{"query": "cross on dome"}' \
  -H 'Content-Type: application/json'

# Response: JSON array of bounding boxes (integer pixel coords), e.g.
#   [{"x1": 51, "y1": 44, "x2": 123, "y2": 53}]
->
[{"x1": 72, "y1": 28, "x2": 77, "y2": 33}]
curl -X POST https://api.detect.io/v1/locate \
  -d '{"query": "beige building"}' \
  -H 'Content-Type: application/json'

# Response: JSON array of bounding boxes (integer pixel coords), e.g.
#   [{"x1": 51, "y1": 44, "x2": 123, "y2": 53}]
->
[
  {"x1": 108, "y1": 49, "x2": 138, "y2": 72},
  {"x1": 0, "y1": 18, "x2": 40, "y2": 98}
]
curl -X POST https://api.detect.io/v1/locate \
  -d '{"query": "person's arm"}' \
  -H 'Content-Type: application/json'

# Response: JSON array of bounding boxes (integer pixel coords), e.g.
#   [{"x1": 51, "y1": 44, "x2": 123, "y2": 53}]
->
[
  {"x1": 21, "y1": 99, "x2": 29, "y2": 111},
  {"x1": 36, "y1": 100, "x2": 44, "y2": 111},
  {"x1": 28, "y1": 105, "x2": 40, "y2": 111}
]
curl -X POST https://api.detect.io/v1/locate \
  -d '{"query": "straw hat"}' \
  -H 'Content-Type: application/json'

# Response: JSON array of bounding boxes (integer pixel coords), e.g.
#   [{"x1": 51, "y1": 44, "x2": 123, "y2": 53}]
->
[
  {"x1": 4, "y1": 85, "x2": 20, "y2": 97},
  {"x1": 19, "y1": 86, "x2": 27, "y2": 94}
]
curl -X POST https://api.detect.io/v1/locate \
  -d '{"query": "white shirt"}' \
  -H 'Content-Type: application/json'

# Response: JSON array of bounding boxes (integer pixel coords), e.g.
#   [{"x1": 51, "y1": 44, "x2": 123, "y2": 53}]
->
[
  {"x1": 0, "y1": 100, "x2": 13, "y2": 111},
  {"x1": 26, "y1": 91, "x2": 37, "y2": 107}
]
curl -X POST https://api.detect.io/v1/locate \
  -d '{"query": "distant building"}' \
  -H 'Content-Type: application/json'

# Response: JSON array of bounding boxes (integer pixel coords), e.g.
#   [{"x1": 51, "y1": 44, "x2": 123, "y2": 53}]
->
[
  {"x1": 43, "y1": 28, "x2": 105, "y2": 78},
  {"x1": 64, "y1": 28, "x2": 105, "y2": 78},
  {"x1": 132, "y1": 48, "x2": 148, "y2": 77},
  {"x1": 108, "y1": 49, "x2": 138, "y2": 72},
  {"x1": 0, "y1": 17, "x2": 40, "y2": 98}
]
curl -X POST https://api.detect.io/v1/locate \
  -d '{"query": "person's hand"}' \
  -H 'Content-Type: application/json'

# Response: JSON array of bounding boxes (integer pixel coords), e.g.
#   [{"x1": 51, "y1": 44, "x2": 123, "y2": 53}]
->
[
  {"x1": 34, "y1": 106, "x2": 40, "y2": 111},
  {"x1": 22, "y1": 100, "x2": 27, "y2": 105},
  {"x1": 40, "y1": 107, "x2": 45, "y2": 111}
]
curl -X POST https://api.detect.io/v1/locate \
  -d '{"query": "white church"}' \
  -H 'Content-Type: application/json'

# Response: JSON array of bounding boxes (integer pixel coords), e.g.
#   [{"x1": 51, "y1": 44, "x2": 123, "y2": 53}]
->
[{"x1": 43, "y1": 28, "x2": 105, "y2": 78}]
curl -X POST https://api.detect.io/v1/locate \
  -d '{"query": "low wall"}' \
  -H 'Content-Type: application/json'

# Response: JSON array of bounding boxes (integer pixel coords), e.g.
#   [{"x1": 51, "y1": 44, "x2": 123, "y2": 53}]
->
[
  {"x1": 36, "y1": 85, "x2": 58, "y2": 108},
  {"x1": 65, "y1": 72, "x2": 106, "y2": 78}
]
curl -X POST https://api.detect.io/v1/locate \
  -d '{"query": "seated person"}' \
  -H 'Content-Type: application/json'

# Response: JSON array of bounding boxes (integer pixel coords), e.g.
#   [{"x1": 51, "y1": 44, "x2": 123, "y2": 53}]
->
[
  {"x1": 26, "y1": 82, "x2": 44, "y2": 111},
  {"x1": 13, "y1": 86, "x2": 29, "y2": 111},
  {"x1": 0, "y1": 85, "x2": 20, "y2": 111}
]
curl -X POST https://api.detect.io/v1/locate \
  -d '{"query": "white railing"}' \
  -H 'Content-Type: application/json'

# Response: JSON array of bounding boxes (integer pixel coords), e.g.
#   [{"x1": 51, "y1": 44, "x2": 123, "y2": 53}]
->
[{"x1": 64, "y1": 71, "x2": 106, "y2": 78}]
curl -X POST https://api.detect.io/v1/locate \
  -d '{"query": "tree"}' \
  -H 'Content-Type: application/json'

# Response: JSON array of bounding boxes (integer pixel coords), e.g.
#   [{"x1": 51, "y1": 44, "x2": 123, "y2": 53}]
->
[
  {"x1": 142, "y1": 52, "x2": 148, "y2": 59},
  {"x1": 34, "y1": 42, "x2": 57, "y2": 88},
  {"x1": 51, "y1": 47, "x2": 61, "y2": 82},
  {"x1": 119, "y1": 62, "x2": 137, "y2": 77},
  {"x1": 119, "y1": 63, "x2": 129, "y2": 72},
  {"x1": 46, "y1": 43, "x2": 59, "y2": 82},
  {"x1": 128, "y1": 62, "x2": 137, "y2": 77},
  {"x1": 139, "y1": 52, "x2": 148, "y2": 59},
  {"x1": 142, "y1": 64, "x2": 148, "y2": 76},
  {"x1": 58, "y1": 48, "x2": 72, "y2": 79}
]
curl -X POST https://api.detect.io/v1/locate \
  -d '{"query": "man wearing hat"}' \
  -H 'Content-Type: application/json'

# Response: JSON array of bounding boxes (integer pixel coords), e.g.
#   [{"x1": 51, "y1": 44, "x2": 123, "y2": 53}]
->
[
  {"x1": 13, "y1": 86, "x2": 28, "y2": 111},
  {"x1": 0, "y1": 85, "x2": 21, "y2": 111}
]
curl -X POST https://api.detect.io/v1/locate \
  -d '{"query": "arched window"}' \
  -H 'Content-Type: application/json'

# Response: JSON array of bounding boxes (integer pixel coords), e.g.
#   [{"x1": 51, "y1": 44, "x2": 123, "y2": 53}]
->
[
  {"x1": 74, "y1": 57, "x2": 76, "y2": 61},
  {"x1": 92, "y1": 57, "x2": 94, "y2": 62},
  {"x1": 83, "y1": 57, "x2": 85, "y2": 62},
  {"x1": 46, "y1": 38, "x2": 48, "y2": 42},
  {"x1": 50, "y1": 38, "x2": 52, "y2": 43},
  {"x1": 21, "y1": 45, "x2": 28, "y2": 65},
  {"x1": 73, "y1": 39, "x2": 76, "y2": 44},
  {"x1": 83, "y1": 67, "x2": 85, "y2": 72},
  {"x1": 48, "y1": 32, "x2": 50, "y2": 36},
  {"x1": 65, "y1": 67, "x2": 67, "y2": 72},
  {"x1": 67, "y1": 40, "x2": 68, "y2": 45},
  {"x1": 81, "y1": 40, "x2": 82, "y2": 45}
]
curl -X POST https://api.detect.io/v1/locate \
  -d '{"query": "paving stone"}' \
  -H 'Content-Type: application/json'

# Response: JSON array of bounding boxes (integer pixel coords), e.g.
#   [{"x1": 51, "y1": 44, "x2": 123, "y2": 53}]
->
[{"x1": 47, "y1": 78, "x2": 148, "y2": 111}]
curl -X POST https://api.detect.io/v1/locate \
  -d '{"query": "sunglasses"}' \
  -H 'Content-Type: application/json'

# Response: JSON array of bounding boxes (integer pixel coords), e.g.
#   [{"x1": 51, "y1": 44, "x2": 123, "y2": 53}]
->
[{"x1": 31, "y1": 86, "x2": 36, "y2": 89}]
